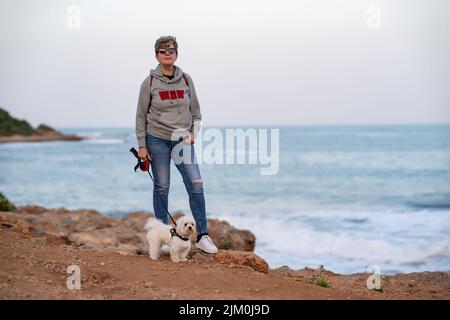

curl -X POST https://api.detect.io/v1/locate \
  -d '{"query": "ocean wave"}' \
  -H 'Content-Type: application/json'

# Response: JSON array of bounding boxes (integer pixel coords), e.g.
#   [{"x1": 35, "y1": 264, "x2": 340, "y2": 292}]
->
[
  {"x1": 295, "y1": 150, "x2": 450, "y2": 171},
  {"x1": 407, "y1": 201, "x2": 450, "y2": 210},
  {"x1": 214, "y1": 212, "x2": 450, "y2": 272},
  {"x1": 82, "y1": 138, "x2": 124, "y2": 144},
  {"x1": 76, "y1": 131, "x2": 104, "y2": 138}
]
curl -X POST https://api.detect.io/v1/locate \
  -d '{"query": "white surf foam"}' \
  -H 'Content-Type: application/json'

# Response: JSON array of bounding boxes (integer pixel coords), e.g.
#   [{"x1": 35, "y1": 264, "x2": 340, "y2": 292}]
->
[{"x1": 212, "y1": 209, "x2": 450, "y2": 274}]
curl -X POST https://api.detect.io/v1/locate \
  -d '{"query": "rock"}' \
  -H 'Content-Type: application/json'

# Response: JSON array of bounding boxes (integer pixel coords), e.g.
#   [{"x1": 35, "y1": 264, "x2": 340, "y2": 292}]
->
[
  {"x1": 117, "y1": 243, "x2": 139, "y2": 256},
  {"x1": 215, "y1": 250, "x2": 269, "y2": 274},
  {"x1": 32, "y1": 237, "x2": 48, "y2": 246},
  {"x1": 120, "y1": 212, "x2": 155, "y2": 232},
  {"x1": 206, "y1": 219, "x2": 255, "y2": 251},
  {"x1": 2, "y1": 206, "x2": 256, "y2": 257},
  {"x1": 190, "y1": 252, "x2": 212, "y2": 261},
  {"x1": 14, "y1": 205, "x2": 48, "y2": 215},
  {"x1": 31, "y1": 225, "x2": 46, "y2": 234},
  {"x1": 117, "y1": 232, "x2": 141, "y2": 245},
  {"x1": 69, "y1": 231, "x2": 117, "y2": 247},
  {"x1": 79, "y1": 243, "x2": 95, "y2": 249},
  {"x1": 0, "y1": 212, "x2": 32, "y2": 234}
]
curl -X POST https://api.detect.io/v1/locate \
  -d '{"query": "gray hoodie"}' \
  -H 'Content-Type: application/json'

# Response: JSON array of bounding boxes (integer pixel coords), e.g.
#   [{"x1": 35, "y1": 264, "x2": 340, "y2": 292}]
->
[{"x1": 135, "y1": 64, "x2": 202, "y2": 147}]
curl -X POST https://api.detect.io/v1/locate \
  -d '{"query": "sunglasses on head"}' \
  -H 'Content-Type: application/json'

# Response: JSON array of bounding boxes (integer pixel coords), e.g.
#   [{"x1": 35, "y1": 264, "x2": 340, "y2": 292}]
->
[{"x1": 157, "y1": 48, "x2": 177, "y2": 55}]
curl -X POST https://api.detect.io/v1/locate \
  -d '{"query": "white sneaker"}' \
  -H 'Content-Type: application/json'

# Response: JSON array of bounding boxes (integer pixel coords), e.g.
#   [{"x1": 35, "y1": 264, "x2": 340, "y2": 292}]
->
[{"x1": 196, "y1": 235, "x2": 218, "y2": 254}]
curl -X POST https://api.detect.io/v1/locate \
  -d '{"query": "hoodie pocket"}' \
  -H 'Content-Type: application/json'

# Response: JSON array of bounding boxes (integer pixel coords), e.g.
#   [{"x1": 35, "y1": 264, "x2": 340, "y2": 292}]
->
[{"x1": 155, "y1": 102, "x2": 189, "y2": 129}]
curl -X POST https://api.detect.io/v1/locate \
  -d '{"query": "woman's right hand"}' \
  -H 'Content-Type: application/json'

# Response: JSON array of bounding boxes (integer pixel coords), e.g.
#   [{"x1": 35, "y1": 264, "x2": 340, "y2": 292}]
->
[{"x1": 138, "y1": 147, "x2": 152, "y2": 161}]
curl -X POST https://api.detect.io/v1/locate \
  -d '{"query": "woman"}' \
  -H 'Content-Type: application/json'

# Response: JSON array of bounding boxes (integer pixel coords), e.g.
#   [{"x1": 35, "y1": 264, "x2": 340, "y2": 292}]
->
[{"x1": 135, "y1": 36, "x2": 218, "y2": 254}]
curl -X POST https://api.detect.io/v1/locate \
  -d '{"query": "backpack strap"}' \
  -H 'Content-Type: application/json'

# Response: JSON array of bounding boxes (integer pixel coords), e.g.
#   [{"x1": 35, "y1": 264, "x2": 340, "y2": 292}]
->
[
  {"x1": 182, "y1": 73, "x2": 190, "y2": 92},
  {"x1": 182, "y1": 73, "x2": 191, "y2": 99},
  {"x1": 147, "y1": 75, "x2": 154, "y2": 114}
]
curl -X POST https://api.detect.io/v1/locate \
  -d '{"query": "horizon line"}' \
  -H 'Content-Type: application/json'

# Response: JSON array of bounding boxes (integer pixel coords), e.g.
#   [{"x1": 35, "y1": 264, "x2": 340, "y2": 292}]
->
[{"x1": 55, "y1": 122, "x2": 450, "y2": 130}]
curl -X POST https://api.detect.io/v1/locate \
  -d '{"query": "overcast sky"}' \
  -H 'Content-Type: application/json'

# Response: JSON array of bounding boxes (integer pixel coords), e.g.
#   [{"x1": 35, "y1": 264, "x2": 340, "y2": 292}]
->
[{"x1": 1, "y1": 0, "x2": 449, "y2": 128}]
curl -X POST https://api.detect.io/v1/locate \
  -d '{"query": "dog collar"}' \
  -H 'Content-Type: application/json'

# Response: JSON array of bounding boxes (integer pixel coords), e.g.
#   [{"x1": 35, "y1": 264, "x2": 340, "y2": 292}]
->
[{"x1": 170, "y1": 228, "x2": 190, "y2": 241}]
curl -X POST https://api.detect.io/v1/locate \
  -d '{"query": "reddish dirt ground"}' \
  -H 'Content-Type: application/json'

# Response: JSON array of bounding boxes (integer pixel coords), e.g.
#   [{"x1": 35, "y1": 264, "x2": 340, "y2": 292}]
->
[{"x1": 1, "y1": 227, "x2": 449, "y2": 300}]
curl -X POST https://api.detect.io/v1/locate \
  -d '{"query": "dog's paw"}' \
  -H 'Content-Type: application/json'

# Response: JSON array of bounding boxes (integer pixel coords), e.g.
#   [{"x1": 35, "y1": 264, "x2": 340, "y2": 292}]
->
[
  {"x1": 181, "y1": 257, "x2": 188, "y2": 262},
  {"x1": 149, "y1": 255, "x2": 159, "y2": 260},
  {"x1": 171, "y1": 256, "x2": 181, "y2": 263}
]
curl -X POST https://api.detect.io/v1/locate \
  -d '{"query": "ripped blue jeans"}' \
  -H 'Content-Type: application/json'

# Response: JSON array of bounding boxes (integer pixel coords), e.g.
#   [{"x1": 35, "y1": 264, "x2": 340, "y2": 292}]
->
[{"x1": 145, "y1": 133, "x2": 207, "y2": 236}]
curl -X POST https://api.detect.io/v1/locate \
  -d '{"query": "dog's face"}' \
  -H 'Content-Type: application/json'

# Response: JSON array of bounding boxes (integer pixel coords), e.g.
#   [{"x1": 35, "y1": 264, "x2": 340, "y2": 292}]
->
[{"x1": 176, "y1": 216, "x2": 195, "y2": 238}]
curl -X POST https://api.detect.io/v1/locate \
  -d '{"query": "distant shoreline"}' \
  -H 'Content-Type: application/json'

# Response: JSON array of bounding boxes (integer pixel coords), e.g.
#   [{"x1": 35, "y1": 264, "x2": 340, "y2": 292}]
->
[
  {"x1": 0, "y1": 107, "x2": 85, "y2": 144},
  {"x1": 0, "y1": 132, "x2": 84, "y2": 144}
]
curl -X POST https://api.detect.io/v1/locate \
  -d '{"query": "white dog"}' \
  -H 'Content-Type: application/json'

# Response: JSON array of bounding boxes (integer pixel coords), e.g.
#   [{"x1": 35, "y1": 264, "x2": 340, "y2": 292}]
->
[{"x1": 144, "y1": 216, "x2": 195, "y2": 262}]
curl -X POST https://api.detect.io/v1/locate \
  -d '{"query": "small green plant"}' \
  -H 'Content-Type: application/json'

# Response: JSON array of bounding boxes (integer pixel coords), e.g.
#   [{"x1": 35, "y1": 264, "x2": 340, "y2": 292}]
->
[
  {"x1": 310, "y1": 265, "x2": 330, "y2": 288},
  {"x1": 314, "y1": 277, "x2": 330, "y2": 288},
  {"x1": 0, "y1": 192, "x2": 16, "y2": 212}
]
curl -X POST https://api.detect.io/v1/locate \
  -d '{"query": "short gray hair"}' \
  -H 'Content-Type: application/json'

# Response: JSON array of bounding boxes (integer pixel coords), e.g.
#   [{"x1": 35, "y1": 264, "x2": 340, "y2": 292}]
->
[{"x1": 154, "y1": 36, "x2": 178, "y2": 53}]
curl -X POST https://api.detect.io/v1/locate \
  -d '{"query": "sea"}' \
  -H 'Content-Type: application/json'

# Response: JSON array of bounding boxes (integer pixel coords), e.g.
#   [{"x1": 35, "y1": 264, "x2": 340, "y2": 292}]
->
[{"x1": 1, "y1": 124, "x2": 449, "y2": 275}]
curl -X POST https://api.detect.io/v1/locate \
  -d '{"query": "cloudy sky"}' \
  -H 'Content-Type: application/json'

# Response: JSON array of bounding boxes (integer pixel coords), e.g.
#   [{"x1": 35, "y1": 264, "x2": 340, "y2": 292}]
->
[{"x1": 1, "y1": 0, "x2": 449, "y2": 128}]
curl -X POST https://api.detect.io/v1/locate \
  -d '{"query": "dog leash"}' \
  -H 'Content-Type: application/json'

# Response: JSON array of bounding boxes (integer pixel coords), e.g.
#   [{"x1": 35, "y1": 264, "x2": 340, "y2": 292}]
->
[{"x1": 129, "y1": 147, "x2": 178, "y2": 226}]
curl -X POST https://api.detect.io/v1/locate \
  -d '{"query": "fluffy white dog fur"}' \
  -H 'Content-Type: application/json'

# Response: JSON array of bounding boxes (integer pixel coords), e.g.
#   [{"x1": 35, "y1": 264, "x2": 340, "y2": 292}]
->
[{"x1": 144, "y1": 216, "x2": 195, "y2": 262}]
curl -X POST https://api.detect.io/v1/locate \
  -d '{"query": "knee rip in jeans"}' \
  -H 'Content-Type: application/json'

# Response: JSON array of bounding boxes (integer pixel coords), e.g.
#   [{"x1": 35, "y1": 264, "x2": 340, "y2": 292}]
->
[{"x1": 190, "y1": 179, "x2": 204, "y2": 193}]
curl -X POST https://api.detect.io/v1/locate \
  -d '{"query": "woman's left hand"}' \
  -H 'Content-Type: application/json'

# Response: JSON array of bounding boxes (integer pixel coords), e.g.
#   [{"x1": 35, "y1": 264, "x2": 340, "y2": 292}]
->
[{"x1": 184, "y1": 131, "x2": 196, "y2": 144}]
